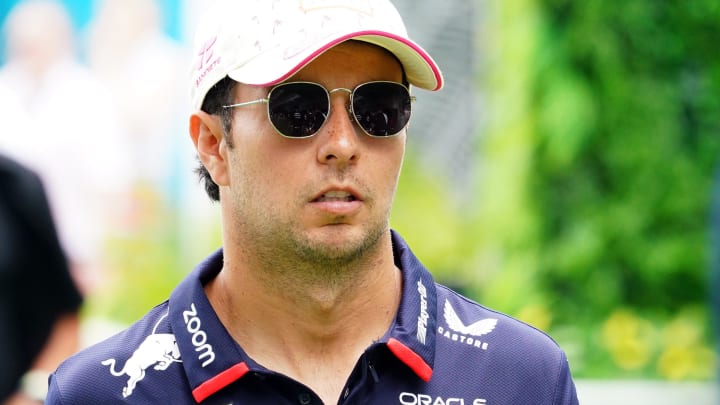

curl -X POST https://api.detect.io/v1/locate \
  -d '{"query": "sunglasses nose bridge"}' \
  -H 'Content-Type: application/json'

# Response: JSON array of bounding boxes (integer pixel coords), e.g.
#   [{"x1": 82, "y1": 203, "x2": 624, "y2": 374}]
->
[{"x1": 327, "y1": 87, "x2": 355, "y2": 123}]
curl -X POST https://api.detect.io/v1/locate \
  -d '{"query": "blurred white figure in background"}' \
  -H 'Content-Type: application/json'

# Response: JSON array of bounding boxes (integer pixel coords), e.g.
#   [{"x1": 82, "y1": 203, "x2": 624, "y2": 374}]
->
[
  {"x1": 0, "y1": 0, "x2": 131, "y2": 294},
  {"x1": 87, "y1": 0, "x2": 187, "y2": 199},
  {"x1": 87, "y1": 0, "x2": 219, "y2": 266}
]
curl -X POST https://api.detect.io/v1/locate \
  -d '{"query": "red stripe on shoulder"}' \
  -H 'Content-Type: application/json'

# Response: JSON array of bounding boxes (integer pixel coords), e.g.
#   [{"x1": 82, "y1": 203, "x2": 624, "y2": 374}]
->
[
  {"x1": 192, "y1": 362, "x2": 249, "y2": 403},
  {"x1": 387, "y1": 338, "x2": 433, "y2": 382}
]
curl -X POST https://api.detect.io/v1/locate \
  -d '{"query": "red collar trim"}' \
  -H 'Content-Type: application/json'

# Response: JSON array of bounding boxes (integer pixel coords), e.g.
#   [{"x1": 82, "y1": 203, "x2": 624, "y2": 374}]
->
[
  {"x1": 387, "y1": 338, "x2": 433, "y2": 382},
  {"x1": 192, "y1": 362, "x2": 249, "y2": 403}
]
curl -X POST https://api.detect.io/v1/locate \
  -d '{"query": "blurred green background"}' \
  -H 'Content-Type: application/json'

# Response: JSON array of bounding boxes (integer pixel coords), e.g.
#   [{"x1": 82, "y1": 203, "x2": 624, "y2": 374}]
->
[
  {"x1": 393, "y1": 0, "x2": 720, "y2": 380},
  {"x1": 2, "y1": 0, "x2": 718, "y2": 382}
]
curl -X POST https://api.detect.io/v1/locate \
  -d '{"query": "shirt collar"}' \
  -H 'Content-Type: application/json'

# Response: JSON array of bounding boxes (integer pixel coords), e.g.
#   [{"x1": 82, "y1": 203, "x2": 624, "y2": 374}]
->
[
  {"x1": 384, "y1": 230, "x2": 437, "y2": 382},
  {"x1": 168, "y1": 250, "x2": 251, "y2": 403},
  {"x1": 168, "y1": 231, "x2": 438, "y2": 402}
]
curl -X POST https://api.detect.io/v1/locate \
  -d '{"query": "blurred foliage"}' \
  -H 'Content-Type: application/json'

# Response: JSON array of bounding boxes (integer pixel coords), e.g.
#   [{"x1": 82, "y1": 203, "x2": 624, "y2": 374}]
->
[
  {"x1": 86, "y1": 184, "x2": 221, "y2": 326},
  {"x1": 394, "y1": 0, "x2": 720, "y2": 379},
  {"x1": 528, "y1": 0, "x2": 720, "y2": 379}
]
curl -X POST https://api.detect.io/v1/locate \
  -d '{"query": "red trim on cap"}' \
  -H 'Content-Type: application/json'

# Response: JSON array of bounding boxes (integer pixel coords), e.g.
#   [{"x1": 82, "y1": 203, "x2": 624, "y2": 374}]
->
[
  {"x1": 192, "y1": 362, "x2": 249, "y2": 403},
  {"x1": 387, "y1": 338, "x2": 433, "y2": 382},
  {"x1": 257, "y1": 30, "x2": 443, "y2": 91}
]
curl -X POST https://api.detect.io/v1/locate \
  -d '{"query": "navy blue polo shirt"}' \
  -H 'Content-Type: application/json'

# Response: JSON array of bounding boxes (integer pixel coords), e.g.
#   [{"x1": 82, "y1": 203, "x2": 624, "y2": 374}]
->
[{"x1": 47, "y1": 231, "x2": 578, "y2": 404}]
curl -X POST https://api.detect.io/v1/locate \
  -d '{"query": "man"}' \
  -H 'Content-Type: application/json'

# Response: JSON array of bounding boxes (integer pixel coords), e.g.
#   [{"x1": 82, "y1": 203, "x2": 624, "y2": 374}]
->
[
  {"x1": 0, "y1": 154, "x2": 82, "y2": 404},
  {"x1": 47, "y1": 0, "x2": 579, "y2": 403}
]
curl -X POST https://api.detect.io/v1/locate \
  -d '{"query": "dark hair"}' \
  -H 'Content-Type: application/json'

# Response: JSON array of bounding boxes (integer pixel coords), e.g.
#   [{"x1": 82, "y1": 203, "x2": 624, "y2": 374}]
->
[{"x1": 197, "y1": 76, "x2": 236, "y2": 201}]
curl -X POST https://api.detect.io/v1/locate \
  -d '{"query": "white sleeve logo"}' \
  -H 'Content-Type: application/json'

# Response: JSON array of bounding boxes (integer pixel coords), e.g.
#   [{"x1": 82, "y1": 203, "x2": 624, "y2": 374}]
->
[{"x1": 443, "y1": 300, "x2": 497, "y2": 337}]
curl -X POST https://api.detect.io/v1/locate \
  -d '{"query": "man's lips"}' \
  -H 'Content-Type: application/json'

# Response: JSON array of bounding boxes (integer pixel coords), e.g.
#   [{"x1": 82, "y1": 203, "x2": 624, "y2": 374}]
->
[
  {"x1": 311, "y1": 187, "x2": 362, "y2": 203},
  {"x1": 313, "y1": 190, "x2": 357, "y2": 203},
  {"x1": 309, "y1": 187, "x2": 364, "y2": 216}
]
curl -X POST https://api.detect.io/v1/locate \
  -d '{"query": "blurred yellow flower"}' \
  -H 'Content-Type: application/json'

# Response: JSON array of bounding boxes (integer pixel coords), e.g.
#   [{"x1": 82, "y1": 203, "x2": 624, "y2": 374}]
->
[
  {"x1": 602, "y1": 310, "x2": 655, "y2": 371},
  {"x1": 516, "y1": 303, "x2": 552, "y2": 332},
  {"x1": 657, "y1": 313, "x2": 715, "y2": 380}
]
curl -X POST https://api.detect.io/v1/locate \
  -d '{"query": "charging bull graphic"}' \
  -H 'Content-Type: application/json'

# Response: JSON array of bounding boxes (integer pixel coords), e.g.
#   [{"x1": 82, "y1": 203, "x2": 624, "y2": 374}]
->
[{"x1": 101, "y1": 333, "x2": 182, "y2": 398}]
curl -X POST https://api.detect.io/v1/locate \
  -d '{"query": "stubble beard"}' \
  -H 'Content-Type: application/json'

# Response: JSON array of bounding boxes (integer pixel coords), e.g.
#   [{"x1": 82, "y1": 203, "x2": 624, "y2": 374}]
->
[
  {"x1": 293, "y1": 219, "x2": 389, "y2": 272},
  {"x1": 236, "y1": 199, "x2": 392, "y2": 291}
]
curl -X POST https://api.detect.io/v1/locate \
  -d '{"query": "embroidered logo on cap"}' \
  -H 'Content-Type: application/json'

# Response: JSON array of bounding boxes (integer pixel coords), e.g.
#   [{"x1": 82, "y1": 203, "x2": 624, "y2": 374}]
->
[{"x1": 195, "y1": 36, "x2": 221, "y2": 89}]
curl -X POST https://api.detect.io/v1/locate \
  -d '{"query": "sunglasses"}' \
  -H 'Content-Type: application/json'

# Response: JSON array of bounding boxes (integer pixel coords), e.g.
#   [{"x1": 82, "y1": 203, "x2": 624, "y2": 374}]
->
[{"x1": 223, "y1": 81, "x2": 415, "y2": 138}]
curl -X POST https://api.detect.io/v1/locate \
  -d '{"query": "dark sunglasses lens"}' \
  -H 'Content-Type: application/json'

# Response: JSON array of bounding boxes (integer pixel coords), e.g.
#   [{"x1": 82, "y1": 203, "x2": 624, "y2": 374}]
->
[
  {"x1": 352, "y1": 82, "x2": 411, "y2": 136},
  {"x1": 267, "y1": 83, "x2": 328, "y2": 138}
]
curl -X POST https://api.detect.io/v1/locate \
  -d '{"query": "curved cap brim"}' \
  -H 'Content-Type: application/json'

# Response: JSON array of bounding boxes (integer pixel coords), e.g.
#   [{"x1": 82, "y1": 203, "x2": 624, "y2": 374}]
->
[{"x1": 227, "y1": 30, "x2": 444, "y2": 91}]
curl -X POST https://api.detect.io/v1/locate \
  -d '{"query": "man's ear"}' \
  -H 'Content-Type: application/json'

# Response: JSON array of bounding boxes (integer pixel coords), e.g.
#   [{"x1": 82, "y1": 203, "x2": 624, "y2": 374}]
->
[{"x1": 189, "y1": 110, "x2": 230, "y2": 187}]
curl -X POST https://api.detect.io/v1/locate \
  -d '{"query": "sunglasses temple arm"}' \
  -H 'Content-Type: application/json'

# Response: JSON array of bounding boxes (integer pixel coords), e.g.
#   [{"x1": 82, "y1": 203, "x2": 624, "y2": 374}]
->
[{"x1": 223, "y1": 99, "x2": 269, "y2": 109}]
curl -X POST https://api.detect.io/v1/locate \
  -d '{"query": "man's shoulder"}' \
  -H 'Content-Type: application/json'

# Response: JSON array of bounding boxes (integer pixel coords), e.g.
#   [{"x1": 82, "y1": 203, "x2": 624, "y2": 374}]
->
[
  {"x1": 434, "y1": 284, "x2": 567, "y2": 362},
  {"x1": 431, "y1": 285, "x2": 578, "y2": 405},
  {"x1": 47, "y1": 302, "x2": 192, "y2": 404}
]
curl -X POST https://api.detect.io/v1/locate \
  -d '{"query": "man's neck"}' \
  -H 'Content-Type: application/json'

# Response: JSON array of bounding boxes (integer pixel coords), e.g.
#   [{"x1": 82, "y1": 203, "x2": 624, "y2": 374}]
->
[{"x1": 204, "y1": 235, "x2": 402, "y2": 401}]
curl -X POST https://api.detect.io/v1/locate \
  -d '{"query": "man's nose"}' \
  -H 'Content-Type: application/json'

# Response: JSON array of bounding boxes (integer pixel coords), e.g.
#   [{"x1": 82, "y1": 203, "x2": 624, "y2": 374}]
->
[{"x1": 316, "y1": 93, "x2": 360, "y2": 167}]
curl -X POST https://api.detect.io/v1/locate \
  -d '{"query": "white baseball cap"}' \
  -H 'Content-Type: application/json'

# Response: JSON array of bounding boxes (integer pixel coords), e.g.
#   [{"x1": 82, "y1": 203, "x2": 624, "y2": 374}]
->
[{"x1": 190, "y1": 0, "x2": 444, "y2": 110}]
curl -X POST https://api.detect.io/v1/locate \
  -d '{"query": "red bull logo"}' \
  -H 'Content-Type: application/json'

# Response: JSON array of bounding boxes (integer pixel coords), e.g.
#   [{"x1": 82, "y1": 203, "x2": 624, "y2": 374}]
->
[{"x1": 101, "y1": 333, "x2": 182, "y2": 398}]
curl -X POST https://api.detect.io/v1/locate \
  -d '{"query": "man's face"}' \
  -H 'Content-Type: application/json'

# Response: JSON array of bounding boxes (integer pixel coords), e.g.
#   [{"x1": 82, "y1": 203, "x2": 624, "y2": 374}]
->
[{"x1": 220, "y1": 41, "x2": 407, "y2": 266}]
